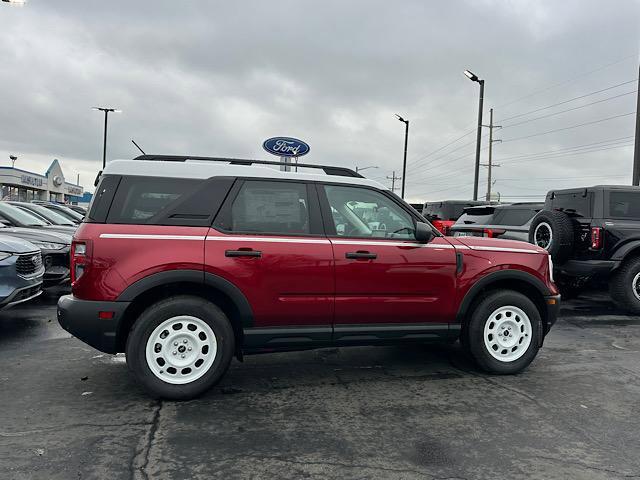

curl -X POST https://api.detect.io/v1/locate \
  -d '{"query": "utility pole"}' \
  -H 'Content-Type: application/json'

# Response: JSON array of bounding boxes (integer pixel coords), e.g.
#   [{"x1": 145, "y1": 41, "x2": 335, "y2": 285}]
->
[
  {"x1": 481, "y1": 108, "x2": 502, "y2": 201},
  {"x1": 387, "y1": 171, "x2": 401, "y2": 193},
  {"x1": 633, "y1": 61, "x2": 640, "y2": 186}
]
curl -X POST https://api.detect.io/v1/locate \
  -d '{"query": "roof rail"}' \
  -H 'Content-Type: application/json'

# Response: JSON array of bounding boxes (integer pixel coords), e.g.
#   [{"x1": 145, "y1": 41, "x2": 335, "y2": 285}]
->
[{"x1": 133, "y1": 155, "x2": 364, "y2": 178}]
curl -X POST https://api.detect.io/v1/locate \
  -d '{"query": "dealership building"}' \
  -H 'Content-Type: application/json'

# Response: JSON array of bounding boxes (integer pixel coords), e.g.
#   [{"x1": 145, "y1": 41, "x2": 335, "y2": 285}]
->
[{"x1": 0, "y1": 159, "x2": 84, "y2": 203}]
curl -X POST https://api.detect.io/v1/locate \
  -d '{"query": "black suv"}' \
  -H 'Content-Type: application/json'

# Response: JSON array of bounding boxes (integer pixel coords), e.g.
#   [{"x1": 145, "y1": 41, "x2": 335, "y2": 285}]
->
[{"x1": 529, "y1": 185, "x2": 640, "y2": 311}]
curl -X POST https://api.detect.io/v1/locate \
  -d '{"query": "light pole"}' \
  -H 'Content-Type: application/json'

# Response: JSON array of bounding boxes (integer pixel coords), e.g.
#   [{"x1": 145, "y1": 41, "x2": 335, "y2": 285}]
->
[
  {"x1": 395, "y1": 114, "x2": 409, "y2": 199},
  {"x1": 9, "y1": 155, "x2": 17, "y2": 168},
  {"x1": 92, "y1": 107, "x2": 120, "y2": 169},
  {"x1": 464, "y1": 69, "x2": 485, "y2": 201},
  {"x1": 355, "y1": 165, "x2": 378, "y2": 174}
]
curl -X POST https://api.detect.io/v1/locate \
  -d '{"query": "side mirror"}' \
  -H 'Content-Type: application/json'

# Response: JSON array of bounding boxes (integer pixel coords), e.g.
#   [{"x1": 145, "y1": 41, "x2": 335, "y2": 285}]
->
[{"x1": 415, "y1": 221, "x2": 434, "y2": 243}]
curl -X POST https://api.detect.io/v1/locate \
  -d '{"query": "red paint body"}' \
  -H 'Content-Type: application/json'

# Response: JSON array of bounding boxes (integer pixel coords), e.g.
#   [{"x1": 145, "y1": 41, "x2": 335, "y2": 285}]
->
[{"x1": 71, "y1": 223, "x2": 557, "y2": 327}]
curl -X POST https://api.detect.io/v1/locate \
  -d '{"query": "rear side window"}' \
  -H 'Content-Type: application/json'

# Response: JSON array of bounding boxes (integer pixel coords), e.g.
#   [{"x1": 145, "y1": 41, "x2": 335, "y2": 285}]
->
[
  {"x1": 107, "y1": 176, "x2": 203, "y2": 224},
  {"x1": 609, "y1": 192, "x2": 640, "y2": 219},
  {"x1": 217, "y1": 181, "x2": 311, "y2": 235},
  {"x1": 87, "y1": 175, "x2": 121, "y2": 223}
]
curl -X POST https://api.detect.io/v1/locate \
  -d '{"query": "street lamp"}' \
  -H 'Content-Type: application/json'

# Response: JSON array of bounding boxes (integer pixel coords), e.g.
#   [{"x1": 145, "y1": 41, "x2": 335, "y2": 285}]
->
[
  {"x1": 92, "y1": 107, "x2": 121, "y2": 169},
  {"x1": 355, "y1": 165, "x2": 378, "y2": 174},
  {"x1": 395, "y1": 114, "x2": 409, "y2": 199},
  {"x1": 464, "y1": 69, "x2": 485, "y2": 201},
  {"x1": 9, "y1": 155, "x2": 17, "y2": 168}
]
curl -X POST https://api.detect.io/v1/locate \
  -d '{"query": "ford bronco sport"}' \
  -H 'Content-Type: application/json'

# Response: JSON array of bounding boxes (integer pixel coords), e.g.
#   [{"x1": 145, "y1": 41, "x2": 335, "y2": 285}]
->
[
  {"x1": 529, "y1": 185, "x2": 640, "y2": 311},
  {"x1": 58, "y1": 155, "x2": 560, "y2": 399}
]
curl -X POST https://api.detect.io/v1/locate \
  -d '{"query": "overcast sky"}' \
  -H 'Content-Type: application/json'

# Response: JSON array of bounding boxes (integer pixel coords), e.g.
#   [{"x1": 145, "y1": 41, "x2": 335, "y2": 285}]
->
[{"x1": 0, "y1": 0, "x2": 638, "y2": 202}]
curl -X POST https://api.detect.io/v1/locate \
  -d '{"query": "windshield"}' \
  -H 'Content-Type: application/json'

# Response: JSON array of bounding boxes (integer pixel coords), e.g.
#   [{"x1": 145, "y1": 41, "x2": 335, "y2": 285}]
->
[
  {"x1": 0, "y1": 202, "x2": 48, "y2": 226},
  {"x1": 18, "y1": 203, "x2": 75, "y2": 226}
]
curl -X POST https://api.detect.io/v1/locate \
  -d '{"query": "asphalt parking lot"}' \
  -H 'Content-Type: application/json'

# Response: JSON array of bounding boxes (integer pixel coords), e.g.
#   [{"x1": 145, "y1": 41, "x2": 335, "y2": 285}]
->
[{"x1": 1, "y1": 291, "x2": 639, "y2": 480}]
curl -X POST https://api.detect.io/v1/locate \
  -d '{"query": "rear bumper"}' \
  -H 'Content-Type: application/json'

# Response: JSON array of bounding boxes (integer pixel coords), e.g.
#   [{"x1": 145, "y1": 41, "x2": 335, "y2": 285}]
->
[
  {"x1": 57, "y1": 295, "x2": 130, "y2": 353},
  {"x1": 557, "y1": 260, "x2": 617, "y2": 277}
]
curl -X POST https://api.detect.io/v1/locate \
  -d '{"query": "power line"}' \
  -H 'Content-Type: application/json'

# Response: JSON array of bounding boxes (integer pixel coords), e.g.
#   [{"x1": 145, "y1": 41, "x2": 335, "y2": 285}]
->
[
  {"x1": 501, "y1": 112, "x2": 636, "y2": 143},
  {"x1": 500, "y1": 90, "x2": 637, "y2": 130},
  {"x1": 495, "y1": 53, "x2": 638, "y2": 110},
  {"x1": 497, "y1": 136, "x2": 634, "y2": 162},
  {"x1": 499, "y1": 142, "x2": 633, "y2": 165},
  {"x1": 499, "y1": 79, "x2": 638, "y2": 123},
  {"x1": 406, "y1": 128, "x2": 476, "y2": 167}
]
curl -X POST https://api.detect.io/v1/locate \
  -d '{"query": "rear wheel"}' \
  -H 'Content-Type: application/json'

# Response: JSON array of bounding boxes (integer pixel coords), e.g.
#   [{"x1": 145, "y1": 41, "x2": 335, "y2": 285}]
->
[
  {"x1": 610, "y1": 257, "x2": 640, "y2": 314},
  {"x1": 465, "y1": 290, "x2": 542, "y2": 374},
  {"x1": 126, "y1": 296, "x2": 234, "y2": 400}
]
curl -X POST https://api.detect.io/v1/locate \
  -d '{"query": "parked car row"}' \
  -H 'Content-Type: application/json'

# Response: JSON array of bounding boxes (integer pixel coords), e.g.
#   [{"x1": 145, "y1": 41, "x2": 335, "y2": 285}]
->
[
  {"x1": 0, "y1": 201, "x2": 85, "y2": 309},
  {"x1": 422, "y1": 185, "x2": 640, "y2": 313}
]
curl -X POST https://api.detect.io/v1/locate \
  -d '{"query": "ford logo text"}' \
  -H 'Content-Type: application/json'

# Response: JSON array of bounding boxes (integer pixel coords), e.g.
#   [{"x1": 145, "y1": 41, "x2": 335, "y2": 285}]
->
[{"x1": 262, "y1": 137, "x2": 310, "y2": 157}]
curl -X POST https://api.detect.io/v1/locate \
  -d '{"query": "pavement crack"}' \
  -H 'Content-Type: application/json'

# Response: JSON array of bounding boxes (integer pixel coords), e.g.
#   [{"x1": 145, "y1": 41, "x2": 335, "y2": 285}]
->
[{"x1": 131, "y1": 399, "x2": 162, "y2": 480}]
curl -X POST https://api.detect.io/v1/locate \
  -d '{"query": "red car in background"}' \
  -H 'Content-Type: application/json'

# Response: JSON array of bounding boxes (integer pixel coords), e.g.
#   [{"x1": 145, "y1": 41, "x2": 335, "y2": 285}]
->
[{"x1": 423, "y1": 200, "x2": 490, "y2": 235}]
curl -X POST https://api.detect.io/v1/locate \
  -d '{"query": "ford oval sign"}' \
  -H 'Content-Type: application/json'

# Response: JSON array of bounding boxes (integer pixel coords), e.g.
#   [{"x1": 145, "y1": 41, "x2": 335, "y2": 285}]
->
[{"x1": 263, "y1": 137, "x2": 310, "y2": 157}]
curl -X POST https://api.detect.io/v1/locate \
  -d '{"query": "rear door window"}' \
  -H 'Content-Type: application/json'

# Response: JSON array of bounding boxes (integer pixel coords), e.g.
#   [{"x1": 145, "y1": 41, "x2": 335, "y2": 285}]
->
[
  {"x1": 215, "y1": 181, "x2": 312, "y2": 235},
  {"x1": 609, "y1": 191, "x2": 640, "y2": 219}
]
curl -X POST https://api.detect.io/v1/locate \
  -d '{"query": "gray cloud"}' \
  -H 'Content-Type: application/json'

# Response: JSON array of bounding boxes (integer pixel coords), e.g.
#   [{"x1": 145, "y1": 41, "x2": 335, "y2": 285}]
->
[{"x1": 0, "y1": 0, "x2": 638, "y2": 201}]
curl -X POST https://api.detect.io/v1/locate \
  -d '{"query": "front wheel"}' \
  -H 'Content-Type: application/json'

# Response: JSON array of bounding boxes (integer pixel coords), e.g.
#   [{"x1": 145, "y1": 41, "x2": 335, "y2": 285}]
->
[
  {"x1": 465, "y1": 290, "x2": 542, "y2": 374},
  {"x1": 126, "y1": 296, "x2": 235, "y2": 400}
]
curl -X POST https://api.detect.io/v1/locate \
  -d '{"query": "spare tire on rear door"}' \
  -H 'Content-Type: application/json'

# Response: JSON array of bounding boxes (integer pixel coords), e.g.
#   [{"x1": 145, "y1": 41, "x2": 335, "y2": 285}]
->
[{"x1": 528, "y1": 210, "x2": 574, "y2": 265}]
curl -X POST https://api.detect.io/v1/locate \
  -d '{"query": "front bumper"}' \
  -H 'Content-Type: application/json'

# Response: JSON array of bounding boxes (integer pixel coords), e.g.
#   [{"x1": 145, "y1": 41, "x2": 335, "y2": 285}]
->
[
  {"x1": 544, "y1": 294, "x2": 561, "y2": 335},
  {"x1": 0, "y1": 282, "x2": 43, "y2": 310},
  {"x1": 57, "y1": 295, "x2": 130, "y2": 353},
  {"x1": 42, "y1": 250, "x2": 71, "y2": 287}
]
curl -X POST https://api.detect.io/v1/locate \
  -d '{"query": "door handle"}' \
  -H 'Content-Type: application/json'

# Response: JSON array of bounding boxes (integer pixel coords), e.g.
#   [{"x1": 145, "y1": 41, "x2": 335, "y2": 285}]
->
[
  {"x1": 225, "y1": 249, "x2": 262, "y2": 258},
  {"x1": 345, "y1": 251, "x2": 377, "y2": 260}
]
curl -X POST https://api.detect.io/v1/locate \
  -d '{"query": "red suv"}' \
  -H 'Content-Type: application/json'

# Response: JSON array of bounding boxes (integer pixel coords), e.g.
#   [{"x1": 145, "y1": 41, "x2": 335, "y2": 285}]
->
[{"x1": 58, "y1": 155, "x2": 560, "y2": 399}]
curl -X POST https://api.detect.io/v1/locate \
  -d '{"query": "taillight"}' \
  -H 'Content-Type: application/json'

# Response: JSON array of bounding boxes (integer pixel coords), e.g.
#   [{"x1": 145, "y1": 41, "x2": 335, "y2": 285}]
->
[
  {"x1": 591, "y1": 227, "x2": 603, "y2": 250},
  {"x1": 71, "y1": 241, "x2": 87, "y2": 284},
  {"x1": 483, "y1": 228, "x2": 506, "y2": 238}
]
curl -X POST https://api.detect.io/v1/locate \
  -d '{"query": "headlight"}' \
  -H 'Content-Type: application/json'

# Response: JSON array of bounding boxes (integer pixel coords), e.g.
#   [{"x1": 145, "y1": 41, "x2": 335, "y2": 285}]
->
[
  {"x1": 0, "y1": 252, "x2": 12, "y2": 261},
  {"x1": 548, "y1": 255, "x2": 554, "y2": 283},
  {"x1": 32, "y1": 241, "x2": 67, "y2": 250}
]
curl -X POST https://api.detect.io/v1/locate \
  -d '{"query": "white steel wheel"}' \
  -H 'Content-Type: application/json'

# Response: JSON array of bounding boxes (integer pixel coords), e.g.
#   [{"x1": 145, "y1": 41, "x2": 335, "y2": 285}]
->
[
  {"x1": 483, "y1": 306, "x2": 532, "y2": 362},
  {"x1": 533, "y1": 222, "x2": 553, "y2": 250},
  {"x1": 145, "y1": 315, "x2": 218, "y2": 385}
]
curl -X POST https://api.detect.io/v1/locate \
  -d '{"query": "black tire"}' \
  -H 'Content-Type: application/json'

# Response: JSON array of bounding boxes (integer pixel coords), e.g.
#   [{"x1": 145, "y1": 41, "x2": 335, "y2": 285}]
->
[
  {"x1": 126, "y1": 295, "x2": 235, "y2": 400},
  {"x1": 610, "y1": 257, "x2": 640, "y2": 314},
  {"x1": 465, "y1": 290, "x2": 543, "y2": 374},
  {"x1": 528, "y1": 210, "x2": 574, "y2": 265}
]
